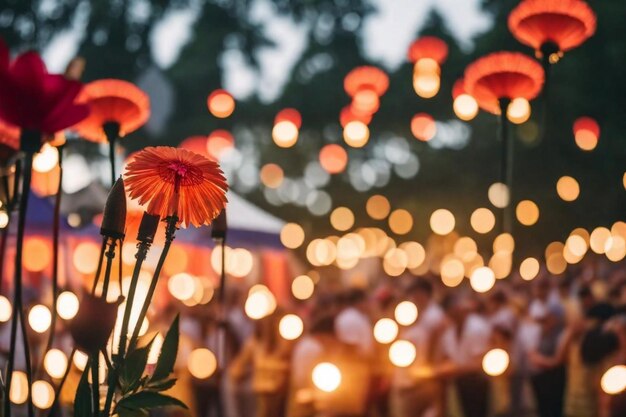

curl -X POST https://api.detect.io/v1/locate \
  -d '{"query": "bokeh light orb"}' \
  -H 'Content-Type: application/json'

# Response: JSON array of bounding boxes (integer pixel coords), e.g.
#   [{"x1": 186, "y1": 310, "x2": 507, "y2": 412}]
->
[
  {"x1": 471, "y1": 208, "x2": 496, "y2": 234},
  {"x1": 33, "y1": 144, "x2": 59, "y2": 173},
  {"x1": 413, "y1": 73, "x2": 440, "y2": 99},
  {"x1": 279, "y1": 314, "x2": 304, "y2": 341},
  {"x1": 245, "y1": 287, "x2": 276, "y2": 320},
  {"x1": 23, "y1": 238, "x2": 51, "y2": 272},
  {"x1": 519, "y1": 257, "x2": 540, "y2": 281},
  {"x1": 280, "y1": 223, "x2": 305, "y2": 249},
  {"x1": 0, "y1": 295, "x2": 12, "y2": 322},
  {"x1": 389, "y1": 340, "x2": 417, "y2": 367},
  {"x1": 482, "y1": 348, "x2": 510, "y2": 376},
  {"x1": 343, "y1": 120, "x2": 370, "y2": 148},
  {"x1": 260, "y1": 163, "x2": 284, "y2": 189},
  {"x1": 601, "y1": 365, "x2": 626, "y2": 395},
  {"x1": 394, "y1": 301, "x2": 418, "y2": 326},
  {"x1": 374, "y1": 318, "x2": 399, "y2": 344},
  {"x1": 168, "y1": 273, "x2": 196, "y2": 301},
  {"x1": 470, "y1": 267, "x2": 496, "y2": 293},
  {"x1": 206, "y1": 130, "x2": 235, "y2": 160},
  {"x1": 388, "y1": 209, "x2": 413, "y2": 235},
  {"x1": 488, "y1": 183, "x2": 510, "y2": 209},
  {"x1": 507, "y1": 98, "x2": 531, "y2": 124},
  {"x1": 9, "y1": 371, "x2": 28, "y2": 404},
  {"x1": 272, "y1": 121, "x2": 299, "y2": 148},
  {"x1": 556, "y1": 176, "x2": 580, "y2": 202},
  {"x1": 319, "y1": 144, "x2": 348, "y2": 174},
  {"x1": 188, "y1": 348, "x2": 217, "y2": 379},
  {"x1": 516, "y1": 200, "x2": 540, "y2": 226},
  {"x1": 207, "y1": 89, "x2": 235, "y2": 118},
  {"x1": 430, "y1": 209, "x2": 455, "y2": 235},
  {"x1": 453, "y1": 94, "x2": 479, "y2": 121},
  {"x1": 73, "y1": 241, "x2": 100, "y2": 274},
  {"x1": 573, "y1": 117, "x2": 599, "y2": 151},
  {"x1": 312, "y1": 362, "x2": 341, "y2": 392},
  {"x1": 29, "y1": 304, "x2": 52, "y2": 333},
  {"x1": 56, "y1": 291, "x2": 79, "y2": 320},
  {"x1": 366, "y1": 195, "x2": 391, "y2": 220},
  {"x1": 44, "y1": 349, "x2": 68, "y2": 379},
  {"x1": 32, "y1": 380, "x2": 54, "y2": 409},
  {"x1": 411, "y1": 113, "x2": 436, "y2": 141},
  {"x1": 330, "y1": 207, "x2": 355, "y2": 232},
  {"x1": 292, "y1": 275, "x2": 315, "y2": 300}
]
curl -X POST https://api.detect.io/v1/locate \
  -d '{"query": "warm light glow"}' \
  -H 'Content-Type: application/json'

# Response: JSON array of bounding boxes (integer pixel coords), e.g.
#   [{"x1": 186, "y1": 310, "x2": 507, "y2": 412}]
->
[
  {"x1": 413, "y1": 72, "x2": 440, "y2": 98},
  {"x1": 565, "y1": 234, "x2": 588, "y2": 258},
  {"x1": 383, "y1": 248, "x2": 408, "y2": 277},
  {"x1": 245, "y1": 287, "x2": 276, "y2": 320},
  {"x1": 373, "y1": 318, "x2": 399, "y2": 344},
  {"x1": 57, "y1": 291, "x2": 79, "y2": 320},
  {"x1": 292, "y1": 275, "x2": 315, "y2": 300},
  {"x1": 319, "y1": 144, "x2": 348, "y2": 174},
  {"x1": 33, "y1": 143, "x2": 59, "y2": 173},
  {"x1": 601, "y1": 365, "x2": 626, "y2": 395},
  {"x1": 590, "y1": 227, "x2": 611, "y2": 254},
  {"x1": 29, "y1": 304, "x2": 52, "y2": 333},
  {"x1": 44, "y1": 349, "x2": 68, "y2": 379},
  {"x1": 0, "y1": 211, "x2": 8, "y2": 228},
  {"x1": 430, "y1": 209, "x2": 455, "y2": 235},
  {"x1": 493, "y1": 233, "x2": 515, "y2": 254},
  {"x1": 411, "y1": 113, "x2": 437, "y2": 141},
  {"x1": 470, "y1": 207, "x2": 496, "y2": 234},
  {"x1": 73, "y1": 350, "x2": 89, "y2": 371},
  {"x1": 394, "y1": 301, "x2": 418, "y2": 326},
  {"x1": 575, "y1": 130, "x2": 598, "y2": 151},
  {"x1": 312, "y1": 362, "x2": 341, "y2": 392},
  {"x1": 470, "y1": 267, "x2": 496, "y2": 293},
  {"x1": 453, "y1": 94, "x2": 479, "y2": 121},
  {"x1": 73, "y1": 241, "x2": 101, "y2": 274},
  {"x1": 23, "y1": 238, "x2": 51, "y2": 272},
  {"x1": 279, "y1": 314, "x2": 304, "y2": 340},
  {"x1": 516, "y1": 200, "x2": 540, "y2": 226},
  {"x1": 388, "y1": 209, "x2": 413, "y2": 235},
  {"x1": 482, "y1": 348, "x2": 509, "y2": 376},
  {"x1": 519, "y1": 257, "x2": 540, "y2": 281},
  {"x1": 9, "y1": 371, "x2": 28, "y2": 404},
  {"x1": 272, "y1": 121, "x2": 299, "y2": 148},
  {"x1": 366, "y1": 195, "x2": 391, "y2": 220},
  {"x1": 507, "y1": 98, "x2": 531, "y2": 124},
  {"x1": 0, "y1": 295, "x2": 12, "y2": 322},
  {"x1": 400, "y1": 241, "x2": 426, "y2": 269},
  {"x1": 330, "y1": 207, "x2": 355, "y2": 232},
  {"x1": 454, "y1": 237, "x2": 477, "y2": 262},
  {"x1": 207, "y1": 89, "x2": 235, "y2": 118},
  {"x1": 441, "y1": 258, "x2": 465, "y2": 287},
  {"x1": 280, "y1": 223, "x2": 305, "y2": 249},
  {"x1": 260, "y1": 163, "x2": 284, "y2": 189},
  {"x1": 488, "y1": 183, "x2": 510, "y2": 208},
  {"x1": 168, "y1": 273, "x2": 196, "y2": 301},
  {"x1": 389, "y1": 340, "x2": 417, "y2": 368},
  {"x1": 188, "y1": 348, "x2": 217, "y2": 379},
  {"x1": 556, "y1": 176, "x2": 580, "y2": 202},
  {"x1": 32, "y1": 380, "x2": 54, "y2": 409},
  {"x1": 343, "y1": 120, "x2": 370, "y2": 148},
  {"x1": 147, "y1": 333, "x2": 164, "y2": 365},
  {"x1": 207, "y1": 130, "x2": 235, "y2": 160}
]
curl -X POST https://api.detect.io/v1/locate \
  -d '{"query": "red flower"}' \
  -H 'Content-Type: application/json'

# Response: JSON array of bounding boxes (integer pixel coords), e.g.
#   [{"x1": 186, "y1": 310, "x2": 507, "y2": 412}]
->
[
  {"x1": 0, "y1": 40, "x2": 89, "y2": 135},
  {"x1": 124, "y1": 146, "x2": 228, "y2": 228}
]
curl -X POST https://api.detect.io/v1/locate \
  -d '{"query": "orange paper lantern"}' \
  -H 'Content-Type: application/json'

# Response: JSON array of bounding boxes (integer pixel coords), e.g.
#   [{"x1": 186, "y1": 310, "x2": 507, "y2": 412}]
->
[
  {"x1": 344, "y1": 66, "x2": 389, "y2": 115},
  {"x1": 407, "y1": 36, "x2": 448, "y2": 64}
]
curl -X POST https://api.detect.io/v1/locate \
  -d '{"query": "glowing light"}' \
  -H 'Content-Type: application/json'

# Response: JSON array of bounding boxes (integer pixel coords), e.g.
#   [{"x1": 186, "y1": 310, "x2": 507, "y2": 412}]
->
[
  {"x1": 292, "y1": 275, "x2": 315, "y2": 300},
  {"x1": 441, "y1": 258, "x2": 465, "y2": 287},
  {"x1": 163, "y1": 245, "x2": 189, "y2": 276},
  {"x1": 388, "y1": 209, "x2": 413, "y2": 235},
  {"x1": 29, "y1": 304, "x2": 52, "y2": 333},
  {"x1": 454, "y1": 237, "x2": 478, "y2": 262},
  {"x1": 260, "y1": 163, "x2": 284, "y2": 189},
  {"x1": 33, "y1": 143, "x2": 59, "y2": 173},
  {"x1": 601, "y1": 365, "x2": 626, "y2": 395},
  {"x1": 56, "y1": 291, "x2": 79, "y2": 320},
  {"x1": 343, "y1": 121, "x2": 370, "y2": 148},
  {"x1": 0, "y1": 295, "x2": 12, "y2": 322},
  {"x1": 32, "y1": 380, "x2": 54, "y2": 409},
  {"x1": 573, "y1": 117, "x2": 599, "y2": 151},
  {"x1": 44, "y1": 349, "x2": 68, "y2": 379},
  {"x1": 188, "y1": 348, "x2": 217, "y2": 379},
  {"x1": 366, "y1": 195, "x2": 391, "y2": 220},
  {"x1": 389, "y1": 340, "x2": 417, "y2": 368},
  {"x1": 556, "y1": 176, "x2": 580, "y2": 202},
  {"x1": 207, "y1": 130, "x2": 235, "y2": 160},
  {"x1": 280, "y1": 223, "x2": 305, "y2": 249},
  {"x1": 9, "y1": 371, "x2": 28, "y2": 404},
  {"x1": 507, "y1": 98, "x2": 531, "y2": 124},
  {"x1": 482, "y1": 349, "x2": 509, "y2": 376},
  {"x1": 312, "y1": 363, "x2": 341, "y2": 392},
  {"x1": 207, "y1": 89, "x2": 235, "y2": 118},
  {"x1": 453, "y1": 94, "x2": 479, "y2": 121},
  {"x1": 413, "y1": 73, "x2": 440, "y2": 98},
  {"x1": 519, "y1": 257, "x2": 540, "y2": 281},
  {"x1": 394, "y1": 301, "x2": 418, "y2": 326},
  {"x1": 319, "y1": 144, "x2": 348, "y2": 174},
  {"x1": 516, "y1": 200, "x2": 540, "y2": 226},
  {"x1": 330, "y1": 207, "x2": 355, "y2": 232},
  {"x1": 470, "y1": 267, "x2": 496, "y2": 293},
  {"x1": 245, "y1": 287, "x2": 276, "y2": 320},
  {"x1": 400, "y1": 241, "x2": 426, "y2": 269},
  {"x1": 0, "y1": 211, "x2": 8, "y2": 228},
  {"x1": 430, "y1": 209, "x2": 455, "y2": 235},
  {"x1": 471, "y1": 208, "x2": 496, "y2": 234},
  {"x1": 590, "y1": 227, "x2": 611, "y2": 254},
  {"x1": 565, "y1": 235, "x2": 588, "y2": 258},
  {"x1": 411, "y1": 113, "x2": 436, "y2": 141},
  {"x1": 168, "y1": 273, "x2": 196, "y2": 301},
  {"x1": 488, "y1": 183, "x2": 510, "y2": 209},
  {"x1": 373, "y1": 318, "x2": 399, "y2": 344},
  {"x1": 279, "y1": 314, "x2": 304, "y2": 340},
  {"x1": 493, "y1": 233, "x2": 515, "y2": 254},
  {"x1": 272, "y1": 121, "x2": 299, "y2": 148},
  {"x1": 23, "y1": 238, "x2": 51, "y2": 272},
  {"x1": 73, "y1": 241, "x2": 101, "y2": 275},
  {"x1": 73, "y1": 350, "x2": 89, "y2": 371},
  {"x1": 147, "y1": 333, "x2": 164, "y2": 365}
]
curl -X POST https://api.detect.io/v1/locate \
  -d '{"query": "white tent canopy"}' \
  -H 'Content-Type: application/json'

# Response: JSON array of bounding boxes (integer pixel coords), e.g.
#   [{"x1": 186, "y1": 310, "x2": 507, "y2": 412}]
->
[{"x1": 224, "y1": 192, "x2": 285, "y2": 234}]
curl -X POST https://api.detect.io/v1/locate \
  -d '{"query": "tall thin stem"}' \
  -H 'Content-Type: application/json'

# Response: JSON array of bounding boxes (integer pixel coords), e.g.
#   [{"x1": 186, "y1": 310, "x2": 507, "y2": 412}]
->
[
  {"x1": 498, "y1": 98, "x2": 512, "y2": 235},
  {"x1": 103, "y1": 122, "x2": 120, "y2": 188}
]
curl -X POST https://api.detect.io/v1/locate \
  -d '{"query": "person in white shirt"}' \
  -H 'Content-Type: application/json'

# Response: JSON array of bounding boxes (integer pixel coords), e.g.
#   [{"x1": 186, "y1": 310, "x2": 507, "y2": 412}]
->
[{"x1": 335, "y1": 289, "x2": 374, "y2": 358}]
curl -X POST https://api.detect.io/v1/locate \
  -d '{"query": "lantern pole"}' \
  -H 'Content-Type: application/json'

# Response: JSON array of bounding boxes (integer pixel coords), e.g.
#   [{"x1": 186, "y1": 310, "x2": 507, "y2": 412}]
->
[
  {"x1": 498, "y1": 98, "x2": 512, "y2": 234},
  {"x1": 211, "y1": 208, "x2": 227, "y2": 417}
]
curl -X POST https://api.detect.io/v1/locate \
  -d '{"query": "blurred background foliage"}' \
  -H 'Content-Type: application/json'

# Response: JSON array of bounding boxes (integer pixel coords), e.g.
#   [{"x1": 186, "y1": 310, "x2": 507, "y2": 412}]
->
[{"x1": 1, "y1": 0, "x2": 625, "y2": 260}]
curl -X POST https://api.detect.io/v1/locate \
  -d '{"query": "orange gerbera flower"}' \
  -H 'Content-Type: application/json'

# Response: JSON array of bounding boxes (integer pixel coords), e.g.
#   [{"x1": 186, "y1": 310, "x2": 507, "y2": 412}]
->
[{"x1": 124, "y1": 146, "x2": 228, "y2": 228}]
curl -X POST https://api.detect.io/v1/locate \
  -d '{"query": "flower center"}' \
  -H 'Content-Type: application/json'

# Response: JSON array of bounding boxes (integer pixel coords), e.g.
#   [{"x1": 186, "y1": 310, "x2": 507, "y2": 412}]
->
[{"x1": 158, "y1": 159, "x2": 203, "y2": 187}]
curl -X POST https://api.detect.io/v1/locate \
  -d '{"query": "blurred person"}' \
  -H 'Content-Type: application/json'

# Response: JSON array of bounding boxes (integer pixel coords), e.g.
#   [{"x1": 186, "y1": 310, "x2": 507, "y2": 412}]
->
[
  {"x1": 490, "y1": 325, "x2": 516, "y2": 417},
  {"x1": 335, "y1": 288, "x2": 374, "y2": 358}
]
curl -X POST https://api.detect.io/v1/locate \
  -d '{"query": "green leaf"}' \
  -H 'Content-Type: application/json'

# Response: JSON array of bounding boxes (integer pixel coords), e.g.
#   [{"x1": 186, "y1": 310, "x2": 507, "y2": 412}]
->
[
  {"x1": 115, "y1": 391, "x2": 188, "y2": 413},
  {"x1": 74, "y1": 366, "x2": 92, "y2": 417},
  {"x1": 146, "y1": 378, "x2": 177, "y2": 392},
  {"x1": 120, "y1": 338, "x2": 154, "y2": 394},
  {"x1": 151, "y1": 315, "x2": 179, "y2": 382}
]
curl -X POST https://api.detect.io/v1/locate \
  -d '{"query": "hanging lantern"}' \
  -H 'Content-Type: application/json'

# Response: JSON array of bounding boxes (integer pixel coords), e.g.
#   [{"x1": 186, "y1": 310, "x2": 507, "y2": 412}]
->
[
  {"x1": 339, "y1": 105, "x2": 372, "y2": 127},
  {"x1": 452, "y1": 78, "x2": 479, "y2": 121},
  {"x1": 207, "y1": 89, "x2": 235, "y2": 118},
  {"x1": 407, "y1": 36, "x2": 449, "y2": 65},
  {"x1": 408, "y1": 36, "x2": 448, "y2": 98},
  {"x1": 272, "y1": 108, "x2": 302, "y2": 148},
  {"x1": 344, "y1": 66, "x2": 389, "y2": 115},
  {"x1": 572, "y1": 116, "x2": 600, "y2": 151},
  {"x1": 509, "y1": 0, "x2": 596, "y2": 64}
]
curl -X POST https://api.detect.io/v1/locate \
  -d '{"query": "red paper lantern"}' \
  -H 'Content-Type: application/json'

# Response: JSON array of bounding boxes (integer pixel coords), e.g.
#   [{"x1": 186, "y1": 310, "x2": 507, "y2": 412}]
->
[
  {"x1": 509, "y1": 0, "x2": 596, "y2": 59},
  {"x1": 339, "y1": 105, "x2": 372, "y2": 128},
  {"x1": 464, "y1": 52, "x2": 545, "y2": 114},
  {"x1": 407, "y1": 36, "x2": 448, "y2": 64},
  {"x1": 573, "y1": 116, "x2": 600, "y2": 138},
  {"x1": 275, "y1": 108, "x2": 302, "y2": 129},
  {"x1": 74, "y1": 79, "x2": 150, "y2": 143},
  {"x1": 344, "y1": 66, "x2": 389, "y2": 115}
]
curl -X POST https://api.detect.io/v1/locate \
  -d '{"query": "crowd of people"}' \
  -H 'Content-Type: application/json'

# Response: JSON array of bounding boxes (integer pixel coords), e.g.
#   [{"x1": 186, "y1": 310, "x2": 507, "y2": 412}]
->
[{"x1": 179, "y1": 257, "x2": 626, "y2": 417}]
